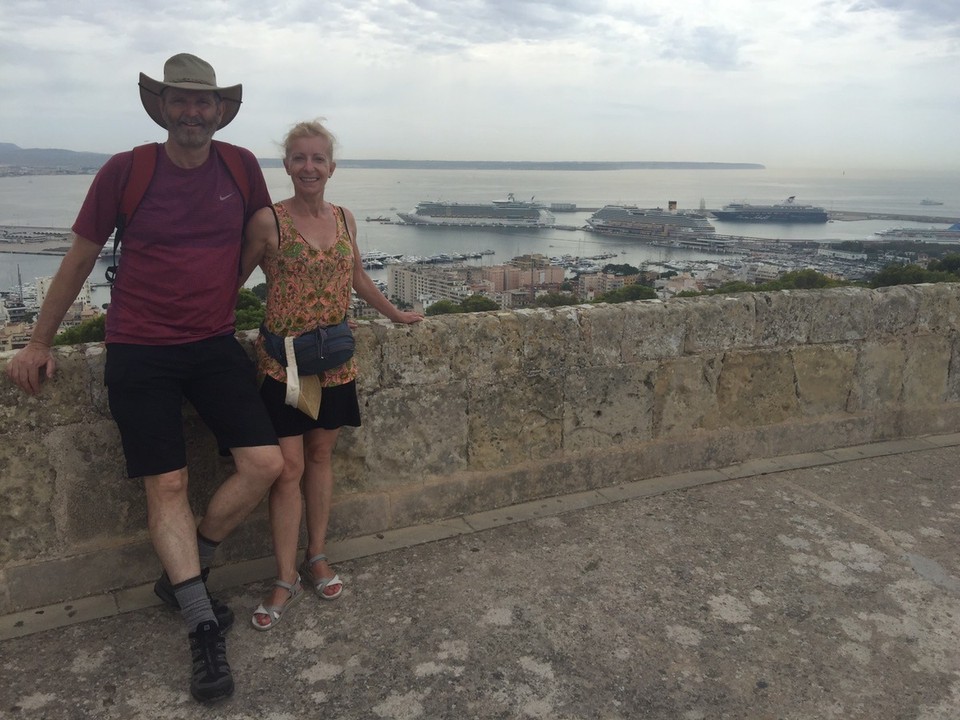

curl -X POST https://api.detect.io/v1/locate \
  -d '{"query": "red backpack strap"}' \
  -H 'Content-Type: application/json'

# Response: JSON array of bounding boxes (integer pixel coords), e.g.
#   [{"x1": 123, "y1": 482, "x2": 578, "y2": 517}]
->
[
  {"x1": 119, "y1": 143, "x2": 160, "y2": 224},
  {"x1": 106, "y1": 142, "x2": 159, "y2": 283},
  {"x1": 211, "y1": 140, "x2": 251, "y2": 212}
]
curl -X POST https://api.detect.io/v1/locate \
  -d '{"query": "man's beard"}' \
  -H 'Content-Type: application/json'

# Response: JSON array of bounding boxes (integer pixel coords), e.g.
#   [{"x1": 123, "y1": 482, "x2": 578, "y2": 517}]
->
[{"x1": 161, "y1": 109, "x2": 219, "y2": 149}]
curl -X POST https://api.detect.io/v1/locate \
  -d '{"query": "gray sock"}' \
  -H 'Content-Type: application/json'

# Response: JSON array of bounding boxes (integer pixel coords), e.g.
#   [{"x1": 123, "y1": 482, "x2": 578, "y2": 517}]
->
[
  {"x1": 173, "y1": 576, "x2": 217, "y2": 631},
  {"x1": 197, "y1": 532, "x2": 220, "y2": 570}
]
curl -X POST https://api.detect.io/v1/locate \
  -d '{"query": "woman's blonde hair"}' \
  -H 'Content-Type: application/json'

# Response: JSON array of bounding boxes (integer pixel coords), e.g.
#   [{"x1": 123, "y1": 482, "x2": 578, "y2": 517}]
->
[{"x1": 281, "y1": 119, "x2": 338, "y2": 160}]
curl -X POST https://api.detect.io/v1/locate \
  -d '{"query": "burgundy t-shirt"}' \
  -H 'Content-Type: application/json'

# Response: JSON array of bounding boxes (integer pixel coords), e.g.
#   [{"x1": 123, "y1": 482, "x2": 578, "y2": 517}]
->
[{"x1": 73, "y1": 143, "x2": 271, "y2": 344}]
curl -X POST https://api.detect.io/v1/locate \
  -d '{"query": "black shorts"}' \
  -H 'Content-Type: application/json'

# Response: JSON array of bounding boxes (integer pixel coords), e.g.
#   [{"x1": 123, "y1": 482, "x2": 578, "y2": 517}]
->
[
  {"x1": 259, "y1": 375, "x2": 362, "y2": 438},
  {"x1": 104, "y1": 335, "x2": 279, "y2": 478}
]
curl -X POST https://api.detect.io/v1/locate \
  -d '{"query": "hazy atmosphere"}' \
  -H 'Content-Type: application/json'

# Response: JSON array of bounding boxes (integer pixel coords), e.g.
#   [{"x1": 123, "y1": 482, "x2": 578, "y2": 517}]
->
[{"x1": 1, "y1": 0, "x2": 958, "y2": 170}]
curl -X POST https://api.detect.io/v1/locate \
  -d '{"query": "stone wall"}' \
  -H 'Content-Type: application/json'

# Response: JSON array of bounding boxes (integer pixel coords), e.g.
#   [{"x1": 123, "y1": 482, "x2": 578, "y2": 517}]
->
[{"x1": 3, "y1": 284, "x2": 960, "y2": 615}]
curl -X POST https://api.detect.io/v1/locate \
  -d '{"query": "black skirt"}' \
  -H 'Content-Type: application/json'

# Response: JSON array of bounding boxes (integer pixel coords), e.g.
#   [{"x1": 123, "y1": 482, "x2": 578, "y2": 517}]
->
[{"x1": 259, "y1": 375, "x2": 362, "y2": 438}]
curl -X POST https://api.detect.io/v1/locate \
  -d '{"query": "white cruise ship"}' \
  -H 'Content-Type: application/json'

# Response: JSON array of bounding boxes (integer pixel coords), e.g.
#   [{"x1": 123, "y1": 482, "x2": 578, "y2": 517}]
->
[
  {"x1": 397, "y1": 194, "x2": 555, "y2": 228},
  {"x1": 585, "y1": 204, "x2": 715, "y2": 240}
]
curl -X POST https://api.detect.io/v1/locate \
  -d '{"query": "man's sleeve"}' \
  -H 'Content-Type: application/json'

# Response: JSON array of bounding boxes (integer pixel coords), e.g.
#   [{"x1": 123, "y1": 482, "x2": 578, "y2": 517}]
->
[{"x1": 71, "y1": 152, "x2": 132, "y2": 248}]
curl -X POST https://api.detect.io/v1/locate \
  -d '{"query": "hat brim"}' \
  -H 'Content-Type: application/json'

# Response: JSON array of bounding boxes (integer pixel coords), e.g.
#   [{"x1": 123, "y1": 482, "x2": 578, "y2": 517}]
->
[{"x1": 139, "y1": 72, "x2": 242, "y2": 130}]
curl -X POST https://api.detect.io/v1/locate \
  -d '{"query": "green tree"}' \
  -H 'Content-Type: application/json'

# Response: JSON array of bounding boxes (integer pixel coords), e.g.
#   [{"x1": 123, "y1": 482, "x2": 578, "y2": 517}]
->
[
  {"x1": 601, "y1": 263, "x2": 641, "y2": 276},
  {"x1": 927, "y1": 254, "x2": 960, "y2": 275},
  {"x1": 594, "y1": 284, "x2": 657, "y2": 303},
  {"x1": 777, "y1": 268, "x2": 834, "y2": 289},
  {"x1": 53, "y1": 314, "x2": 106, "y2": 345},
  {"x1": 459, "y1": 295, "x2": 499, "y2": 313},
  {"x1": 426, "y1": 299, "x2": 463, "y2": 316},
  {"x1": 535, "y1": 292, "x2": 579, "y2": 307},
  {"x1": 869, "y1": 264, "x2": 956, "y2": 288},
  {"x1": 250, "y1": 283, "x2": 268, "y2": 302},
  {"x1": 234, "y1": 287, "x2": 265, "y2": 330}
]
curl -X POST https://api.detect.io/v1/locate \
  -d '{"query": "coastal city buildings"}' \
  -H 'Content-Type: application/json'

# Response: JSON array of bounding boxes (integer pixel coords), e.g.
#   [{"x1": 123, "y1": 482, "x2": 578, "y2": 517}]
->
[{"x1": 0, "y1": 277, "x2": 99, "y2": 350}]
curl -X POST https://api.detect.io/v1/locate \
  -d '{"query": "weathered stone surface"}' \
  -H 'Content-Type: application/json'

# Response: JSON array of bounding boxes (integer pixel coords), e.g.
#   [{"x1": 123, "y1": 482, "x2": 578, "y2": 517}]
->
[
  {"x1": 652, "y1": 355, "x2": 722, "y2": 436},
  {"x1": 563, "y1": 363, "x2": 657, "y2": 452},
  {"x1": 678, "y1": 294, "x2": 757, "y2": 353},
  {"x1": 791, "y1": 344, "x2": 858, "y2": 416},
  {"x1": 902, "y1": 335, "x2": 951, "y2": 406},
  {"x1": 467, "y1": 371, "x2": 563, "y2": 468},
  {"x1": 712, "y1": 350, "x2": 799, "y2": 428},
  {"x1": 808, "y1": 287, "x2": 874, "y2": 343},
  {"x1": 359, "y1": 382, "x2": 470, "y2": 482},
  {"x1": 4, "y1": 285, "x2": 960, "y2": 615},
  {"x1": 620, "y1": 299, "x2": 686, "y2": 361},
  {"x1": 753, "y1": 289, "x2": 813, "y2": 347}
]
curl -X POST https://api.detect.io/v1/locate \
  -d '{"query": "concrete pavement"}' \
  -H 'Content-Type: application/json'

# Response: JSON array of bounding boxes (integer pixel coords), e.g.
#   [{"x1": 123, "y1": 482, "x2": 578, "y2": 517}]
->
[{"x1": 2, "y1": 435, "x2": 960, "y2": 719}]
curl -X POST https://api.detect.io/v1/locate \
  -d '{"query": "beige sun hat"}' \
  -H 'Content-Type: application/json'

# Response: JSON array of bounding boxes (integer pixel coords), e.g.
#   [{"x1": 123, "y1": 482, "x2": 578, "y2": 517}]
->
[{"x1": 138, "y1": 53, "x2": 243, "y2": 129}]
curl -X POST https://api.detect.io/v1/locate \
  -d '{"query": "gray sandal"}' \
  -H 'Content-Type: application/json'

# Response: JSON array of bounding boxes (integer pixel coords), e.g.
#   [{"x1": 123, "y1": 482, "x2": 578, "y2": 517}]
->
[
  {"x1": 300, "y1": 554, "x2": 343, "y2": 601},
  {"x1": 250, "y1": 576, "x2": 303, "y2": 631}
]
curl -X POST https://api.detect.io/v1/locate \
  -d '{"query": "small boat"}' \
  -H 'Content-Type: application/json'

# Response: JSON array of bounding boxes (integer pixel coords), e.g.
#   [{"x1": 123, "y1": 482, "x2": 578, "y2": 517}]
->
[{"x1": 920, "y1": 199, "x2": 944, "y2": 206}]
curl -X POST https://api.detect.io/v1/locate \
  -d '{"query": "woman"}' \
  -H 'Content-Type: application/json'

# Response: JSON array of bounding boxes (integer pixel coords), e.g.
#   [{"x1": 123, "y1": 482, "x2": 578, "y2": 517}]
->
[{"x1": 242, "y1": 120, "x2": 423, "y2": 630}]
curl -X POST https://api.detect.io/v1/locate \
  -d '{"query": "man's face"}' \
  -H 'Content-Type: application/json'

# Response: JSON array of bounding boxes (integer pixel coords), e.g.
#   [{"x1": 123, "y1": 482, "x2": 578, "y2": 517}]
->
[{"x1": 159, "y1": 89, "x2": 223, "y2": 149}]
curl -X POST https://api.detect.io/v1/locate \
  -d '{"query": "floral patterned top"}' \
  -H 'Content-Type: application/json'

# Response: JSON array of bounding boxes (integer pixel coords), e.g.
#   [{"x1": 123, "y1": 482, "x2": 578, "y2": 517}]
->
[{"x1": 256, "y1": 201, "x2": 358, "y2": 387}]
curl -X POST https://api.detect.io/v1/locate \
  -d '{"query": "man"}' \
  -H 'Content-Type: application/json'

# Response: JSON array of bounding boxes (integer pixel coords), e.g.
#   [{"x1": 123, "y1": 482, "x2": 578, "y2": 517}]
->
[{"x1": 6, "y1": 53, "x2": 283, "y2": 704}]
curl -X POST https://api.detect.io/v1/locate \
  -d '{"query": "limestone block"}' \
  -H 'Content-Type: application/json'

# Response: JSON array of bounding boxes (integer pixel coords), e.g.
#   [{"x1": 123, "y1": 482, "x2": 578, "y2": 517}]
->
[
  {"x1": 328, "y1": 491, "x2": 392, "y2": 539},
  {"x1": 47, "y1": 423, "x2": 140, "y2": 547},
  {"x1": 653, "y1": 355, "x2": 722, "y2": 437},
  {"x1": 467, "y1": 372, "x2": 563, "y2": 469},
  {"x1": 563, "y1": 363, "x2": 657, "y2": 453},
  {"x1": 358, "y1": 382, "x2": 469, "y2": 482},
  {"x1": 377, "y1": 318, "x2": 452, "y2": 387},
  {"x1": 620, "y1": 299, "x2": 685, "y2": 362},
  {"x1": 0, "y1": 437, "x2": 57, "y2": 564},
  {"x1": 902, "y1": 335, "x2": 951, "y2": 407},
  {"x1": 676, "y1": 294, "x2": 757, "y2": 354},
  {"x1": 913, "y1": 282, "x2": 960, "y2": 334},
  {"x1": 513, "y1": 307, "x2": 581, "y2": 377},
  {"x1": 753, "y1": 291, "x2": 813, "y2": 347},
  {"x1": 869, "y1": 285, "x2": 922, "y2": 338},
  {"x1": 809, "y1": 287, "x2": 873, "y2": 344},
  {"x1": 322, "y1": 425, "x2": 367, "y2": 494},
  {"x1": 791, "y1": 345, "x2": 858, "y2": 416},
  {"x1": 350, "y1": 322, "x2": 383, "y2": 389},
  {"x1": 948, "y1": 337, "x2": 960, "y2": 402},
  {"x1": 853, "y1": 341, "x2": 906, "y2": 410},
  {"x1": 0, "y1": 347, "x2": 104, "y2": 431},
  {"x1": 712, "y1": 350, "x2": 799, "y2": 428},
  {"x1": 447, "y1": 311, "x2": 525, "y2": 384},
  {"x1": 5, "y1": 541, "x2": 159, "y2": 612},
  {"x1": 569, "y1": 303, "x2": 627, "y2": 369}
]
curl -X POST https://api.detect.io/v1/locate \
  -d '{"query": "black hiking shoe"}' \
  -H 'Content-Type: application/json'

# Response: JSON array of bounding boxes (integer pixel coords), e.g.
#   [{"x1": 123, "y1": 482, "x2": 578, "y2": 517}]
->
[
  {"x1": 188, "y1": 620, "x2": 234, "y2": 703},
  {"x1": 154, "y1": 568, "x2": 235, "y2": 632}
]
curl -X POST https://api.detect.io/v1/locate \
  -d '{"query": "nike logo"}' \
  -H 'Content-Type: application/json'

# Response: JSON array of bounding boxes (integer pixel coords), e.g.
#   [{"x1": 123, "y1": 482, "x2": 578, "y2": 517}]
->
[{"x1": 220, "y1": 192, "x2": 235, "y2": 201}]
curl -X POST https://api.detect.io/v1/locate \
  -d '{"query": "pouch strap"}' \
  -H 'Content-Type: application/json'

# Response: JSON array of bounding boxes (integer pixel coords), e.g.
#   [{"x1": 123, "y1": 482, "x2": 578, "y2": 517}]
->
[{"x1": 283, "y1": 335, "x2": 301, "y2": 408}]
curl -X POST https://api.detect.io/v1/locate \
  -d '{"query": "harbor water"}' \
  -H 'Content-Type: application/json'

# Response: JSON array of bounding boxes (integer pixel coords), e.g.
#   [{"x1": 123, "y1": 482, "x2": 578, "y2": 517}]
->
[{"x1": 2, "y1": 166, "x2": 958, "y2": 307}]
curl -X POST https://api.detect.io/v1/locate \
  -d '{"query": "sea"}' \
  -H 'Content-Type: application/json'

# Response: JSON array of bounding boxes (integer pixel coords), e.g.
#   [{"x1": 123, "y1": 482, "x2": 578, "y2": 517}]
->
[{"x1": 1, "y1": 166, "x2": 958, "y2": 308}]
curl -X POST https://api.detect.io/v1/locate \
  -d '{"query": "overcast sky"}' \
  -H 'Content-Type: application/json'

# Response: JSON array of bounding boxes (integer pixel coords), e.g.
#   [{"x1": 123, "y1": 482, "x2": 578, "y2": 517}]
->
[{"x1": 1, "y1": 0, "x2": 957, "y2": 170}]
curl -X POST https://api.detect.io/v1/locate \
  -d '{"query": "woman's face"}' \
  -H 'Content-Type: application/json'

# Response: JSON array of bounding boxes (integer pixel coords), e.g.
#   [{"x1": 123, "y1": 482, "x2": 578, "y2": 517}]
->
[{"x1": 284, "y1": 135, "x2": 336, "y2": 197}]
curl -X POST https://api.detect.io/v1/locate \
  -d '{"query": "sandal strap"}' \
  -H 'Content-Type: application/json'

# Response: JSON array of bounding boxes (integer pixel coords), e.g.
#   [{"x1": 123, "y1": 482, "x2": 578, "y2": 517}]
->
[
  {"x1": 274, "y1": 575, "x2": 301, "y2": 593},
  {"x1": 304, "y1": 554, "x2": 328, "y2": 567}
]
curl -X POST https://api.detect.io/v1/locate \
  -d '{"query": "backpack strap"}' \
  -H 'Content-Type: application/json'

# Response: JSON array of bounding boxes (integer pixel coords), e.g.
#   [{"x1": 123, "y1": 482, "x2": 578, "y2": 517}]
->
[
  {"x1": 106, "y1": 143, "x2": 159, "y2": 283},
  {"x1": 211, "y1": 140, "x2": 251, "y2": 213}
]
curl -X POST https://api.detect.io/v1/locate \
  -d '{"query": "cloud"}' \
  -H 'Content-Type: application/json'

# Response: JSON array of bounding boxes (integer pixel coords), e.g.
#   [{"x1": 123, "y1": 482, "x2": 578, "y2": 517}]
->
[{"x1": 0, "y1": 0, "x2": 957, "y2": 168}]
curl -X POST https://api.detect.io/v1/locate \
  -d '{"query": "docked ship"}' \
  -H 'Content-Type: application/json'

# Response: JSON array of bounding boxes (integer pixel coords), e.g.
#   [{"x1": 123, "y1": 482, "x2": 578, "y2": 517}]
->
[
  {"x1": 396, "y1": 194, "x2": 555, "y2": 228},
  {"x1": 585, "y1": 202, "x2": 715, "y2": 240},
  {"x1": 712, "y1": 196, "x2": 828, "y2": 223}
]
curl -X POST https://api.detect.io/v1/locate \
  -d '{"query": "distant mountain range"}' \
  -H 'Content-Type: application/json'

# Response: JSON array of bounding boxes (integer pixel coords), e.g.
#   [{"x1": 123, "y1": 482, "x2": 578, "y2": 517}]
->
[{"x1": 0, "y1": 142, "x2": 764, "y2": 172}]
